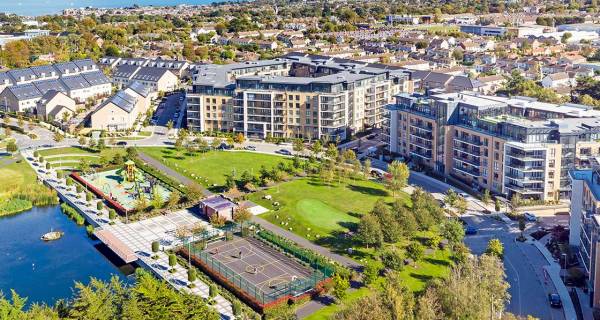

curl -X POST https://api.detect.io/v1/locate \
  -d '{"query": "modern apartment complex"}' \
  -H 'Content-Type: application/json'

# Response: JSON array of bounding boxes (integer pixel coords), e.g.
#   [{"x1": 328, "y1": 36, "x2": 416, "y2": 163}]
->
[
  {"x1": 569, "y1": 168, "x2": 600, "y2": 308},
  {"x1": 186, "y1": 53, "x2": 413, "y2": 140},
  {"x1": 385, "y1": 90, "x2": 600, "y2": 201}
]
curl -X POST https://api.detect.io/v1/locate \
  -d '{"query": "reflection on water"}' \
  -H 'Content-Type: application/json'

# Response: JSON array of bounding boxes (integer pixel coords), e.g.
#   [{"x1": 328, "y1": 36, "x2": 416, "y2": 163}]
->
[{"x1": 0, "y1": 205, "x2": 133, "y2": 306}]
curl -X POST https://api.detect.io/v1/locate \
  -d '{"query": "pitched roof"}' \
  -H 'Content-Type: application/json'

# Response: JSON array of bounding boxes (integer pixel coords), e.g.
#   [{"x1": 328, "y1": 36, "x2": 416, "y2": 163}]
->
[
  {"x1": 131, "y1": 67, "x2": 173, "y2": 82},
  {"x1": 34, "y1": 79, "x2": 67, "y2": 95},
  {"x1": 113, "y1": 64, "x2": 140, "y2": 78},
  {"x1": 6, "y1": 83, "x2": 42, "y2": 101},
  {"x1": 82, "y1": 71, "x2": 110, "y2": 86},
  {"x1": 60, "y1": 74, "x2": 90, "y2": 91},
  {"x1": 100, "y1": 90, "x2": 137, "y2": 113},
  {"x1": 126, "y1": 81, "x2": 151, "y2": 98}
]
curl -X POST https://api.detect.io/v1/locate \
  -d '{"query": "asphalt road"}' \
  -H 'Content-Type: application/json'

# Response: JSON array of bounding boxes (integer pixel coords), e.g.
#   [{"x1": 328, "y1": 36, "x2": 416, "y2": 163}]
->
[{"x1": 462, "y1": 214, "x2": 565, "y2": 320}]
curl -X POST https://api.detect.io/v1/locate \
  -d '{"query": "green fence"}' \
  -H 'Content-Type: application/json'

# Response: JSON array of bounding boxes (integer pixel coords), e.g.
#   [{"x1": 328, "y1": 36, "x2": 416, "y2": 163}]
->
[
  {"x1": 186, "y1": 241, "x2": 327, "y2": 305},
  {"x1": 255, "y1": 229, "x2": 336, "y2": 278}
]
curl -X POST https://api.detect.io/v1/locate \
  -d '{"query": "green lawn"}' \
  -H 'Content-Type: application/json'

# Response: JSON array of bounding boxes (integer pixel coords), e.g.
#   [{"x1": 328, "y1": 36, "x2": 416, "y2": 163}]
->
[
  {"x1": 0, "y1": 158, "x2": 37, "y2": 199},
  {"x1": 139, "y1": 147, "x2": 289, "y2": 188},
  {"x1": 249, "y1": 176, "x2": 408, "y2": 249},
  {"x1": 38, "y1": 147, "x2": 125, "y2": 170}
]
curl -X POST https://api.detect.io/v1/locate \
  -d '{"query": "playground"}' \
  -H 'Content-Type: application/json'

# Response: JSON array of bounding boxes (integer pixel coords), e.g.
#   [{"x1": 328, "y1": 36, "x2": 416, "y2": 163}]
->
[
  {"x1": 185, "y1": 234, "x2": 326, "y2": 309},
  {"x1": 80, "y1": 161, "x2": 172, "y2": 211}
]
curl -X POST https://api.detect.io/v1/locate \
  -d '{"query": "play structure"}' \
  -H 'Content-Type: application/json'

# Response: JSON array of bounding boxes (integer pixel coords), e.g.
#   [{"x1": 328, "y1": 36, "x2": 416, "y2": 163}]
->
[{"x1": 77, "y1": 160, "x2": 172, "y2": 211}]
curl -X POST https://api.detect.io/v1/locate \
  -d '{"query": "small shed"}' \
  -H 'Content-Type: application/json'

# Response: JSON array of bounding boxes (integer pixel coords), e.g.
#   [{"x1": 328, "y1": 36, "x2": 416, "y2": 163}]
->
[{"x1": 199, "y1": 196, "x2": 237, "y2": 221}]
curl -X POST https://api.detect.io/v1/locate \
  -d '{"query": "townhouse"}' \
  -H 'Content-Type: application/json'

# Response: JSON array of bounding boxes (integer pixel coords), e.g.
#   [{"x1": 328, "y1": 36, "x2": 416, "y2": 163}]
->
[
  {"x1": 0, "y1": 59, "x2": 111, "y2": 113},
  {"x1": 89, "y1": 81, "x2": 152, "y2": 131},
  {"x1": 385, "y1": 90, "x2": 600, "y2": 202}
]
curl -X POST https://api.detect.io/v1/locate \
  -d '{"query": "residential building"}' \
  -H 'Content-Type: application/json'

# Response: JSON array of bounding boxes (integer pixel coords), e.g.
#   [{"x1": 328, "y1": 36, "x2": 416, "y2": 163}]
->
[
  {"x1": 385, "y1": 90, "x2": 600, "y2": 201},
  {"x1": 569, "y1": 168, "x2": 600, "y2": 308},
  {"x1": 186, "y1": 53, "x2": 411, "y2": 140},
  {"x1": 199, "y1": 196, "x2": 237, "y2": 221},
  {"x1": 36, "y1": 90, "x2": 76, "y2": 121},
  {"x1": 89, "y1": 82, "x2": 151, "y2": 130},
  {"x1": 0, "y1": 59, "x2": 111, "y2": 113},
  {"x1": 112, "y1": 65, "x2": 179, "y2": 94}
]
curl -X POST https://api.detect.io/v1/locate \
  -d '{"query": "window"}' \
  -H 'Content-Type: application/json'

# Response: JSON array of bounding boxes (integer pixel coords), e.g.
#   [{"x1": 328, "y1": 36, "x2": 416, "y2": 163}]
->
[{"x1": 495, "y1": 141, "x2": 499, "y2": 150}]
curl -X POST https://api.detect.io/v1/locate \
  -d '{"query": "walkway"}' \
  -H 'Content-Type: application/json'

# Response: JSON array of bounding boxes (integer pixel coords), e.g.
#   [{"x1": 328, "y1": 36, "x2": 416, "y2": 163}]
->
[
  {"x1": 137, "y1": 151, "x2": 212, "y2": 196},
  {"x1": 250, "y1": 216, "x2": 362, "y2": 270}
]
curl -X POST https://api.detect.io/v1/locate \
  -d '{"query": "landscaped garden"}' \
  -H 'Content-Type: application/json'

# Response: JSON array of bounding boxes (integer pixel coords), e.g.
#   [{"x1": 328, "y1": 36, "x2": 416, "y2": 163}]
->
[
  {"x1": 38, "y1": 147, "x2": 126, "y2": 171},
  {"x1": 139, "y1": 147, "x2": 290, "y2": 189}
]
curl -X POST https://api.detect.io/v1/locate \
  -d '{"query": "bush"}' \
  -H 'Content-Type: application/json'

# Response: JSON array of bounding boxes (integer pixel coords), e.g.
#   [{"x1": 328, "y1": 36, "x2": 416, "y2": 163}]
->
[
  {"x1": 96, "y1": 201, "x2": 103, "y2": 210},
  {"x1": 232, "y1": 301, "x2": 241, "y2": 316},
  {"x1": 60, "y1": 203, "x2": 85, "y2": 225},
  {"x1": 45, "y1": 163, "x2": 50, "y2": 169},
  {"x1": 152, "y1": 241, "x2": 160, "y2": 253},
  {"x1": 86, "y1": 192, "x2": 92, "y2": 202}
]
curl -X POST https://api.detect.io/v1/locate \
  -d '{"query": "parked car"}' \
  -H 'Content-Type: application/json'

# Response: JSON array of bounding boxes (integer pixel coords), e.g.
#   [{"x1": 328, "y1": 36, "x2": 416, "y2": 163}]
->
[
  {"x1": 465, "y1": 225, "x2": 478, "y2": 235},
  {"x1": 116, "y1": 141, "x2": 127, "y2": 146},
  {"x1": 245, "y1": 145, "x2": 256, "y2": 151},
  {"x1": 548, "y1": 293, "x2": 562, "y2": 308},
  {"x1": 276, "y1": 149, "x2": 292, "y2": 155},
  {"x1": 524, "y1": 212, "x2": 537, "y2": 222},
  {"x1": 218, "y1": 143, "x2": 232, "y2": 150}
]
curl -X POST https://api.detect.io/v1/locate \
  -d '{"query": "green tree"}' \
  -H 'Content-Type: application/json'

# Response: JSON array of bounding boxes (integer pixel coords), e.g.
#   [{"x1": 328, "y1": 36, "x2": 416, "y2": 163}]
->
[
  {"x1": 166, "y1": 120, "x2": 174, "y2": 130},
  {"x1": 386, "y1": 160, "x2": 409, "y2": 197},
  {"x1": 292, "y1": 138, "x2": 304, "y2": 155},
  {"x1": 332, "y1": 273, "x2": 350, "y2": 302},
  {"x1": 485, "y1": 238, "x2": 504, "y2": 258},
  {"x1": 406, "y1": 242, "x2": 424, "y2": 263},
  {"x1": 356, "y1": 214, "x2": 383, "y2": 248},
  {"x1": 6, "y1": 141, "x2": 17, "y2": 153},
  {"x1": 233, "y1": 207, "x2": 252, "y2": 227},
  {"x1": 311, "y1": 140, "x2": 322, "y2": 157},
  {"x1": 441, "y1": 219, "x2": 465, "y2": 246},
  {"x1": 380, "y1": 247, "x2": 404, "y2": 271},
  {"x1": 168, "y1": 253, "x2": 177, "y2": 272},
  {"x1": 363, "y1": 261, "x2": 381, "y2": 285},
  {"x1": 362, "y1": 158, "x2": 371, "y2": 179},
  {"x1": 481, "y1": 189, "x2": 491, "y2": 206}
]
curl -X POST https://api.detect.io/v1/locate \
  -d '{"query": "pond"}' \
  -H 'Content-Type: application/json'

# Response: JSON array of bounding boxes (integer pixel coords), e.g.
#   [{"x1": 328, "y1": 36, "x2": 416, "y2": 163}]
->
[{"x1": 0, "y1": 205, "x2": 133, "y2": 306}]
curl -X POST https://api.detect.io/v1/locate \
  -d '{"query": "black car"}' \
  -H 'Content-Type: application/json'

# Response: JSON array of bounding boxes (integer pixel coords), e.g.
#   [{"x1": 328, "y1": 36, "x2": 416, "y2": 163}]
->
[
  {"x1": 218, "y1": 143, "x2": 232, "y2": 150},
  {"x1": 548, "y1": 293, "x2": 562, "y2": 308},
  {"x1": 116, "y1": 141, "x2": 127, "y2": 146}
]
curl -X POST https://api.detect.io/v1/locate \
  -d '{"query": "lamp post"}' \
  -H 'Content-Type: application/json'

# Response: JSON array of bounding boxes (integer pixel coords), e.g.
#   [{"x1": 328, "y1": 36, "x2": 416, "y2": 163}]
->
[{"x1": 561, "y1": 253, "x2": 567, "y2": 282}]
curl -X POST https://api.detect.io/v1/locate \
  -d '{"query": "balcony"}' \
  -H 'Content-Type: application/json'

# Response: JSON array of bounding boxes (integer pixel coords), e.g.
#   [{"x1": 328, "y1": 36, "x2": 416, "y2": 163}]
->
[
  {"x1": 504, "y1": 183, "x2": 544, "y2": 194},
  {"x1": 410, "y1": 149, "x2": 432, "y2": 160},
  {"x1": 504, "y1": 162, "x2": 544, "y2": 172},
  {"x1": 453, "y1": 165, "x2": 480, "y2": 177},
  {"x1": 409, "y1": 130, "x2": 433, "y2": 140},
  {"x1": 454, "y1": 156, "x2": 480, "y2": 167},
  {"x1": 409, "y1": 122, "x2": 433, "y2": 132},
  {"x1": 453, "y1": 135, "x2": 483, "y2": 147},
  {"x1": 453, "y1": 145, "x2": 481, "y2": 158},
  {"x1": 410, "y1": 138, "x2": 433, "y2": 150}
]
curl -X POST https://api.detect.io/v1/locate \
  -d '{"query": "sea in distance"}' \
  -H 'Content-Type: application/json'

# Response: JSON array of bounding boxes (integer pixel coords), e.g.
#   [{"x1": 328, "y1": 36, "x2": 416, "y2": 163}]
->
[{"x1": 2, "y1": 0, "x2": 221, "y2": 16}]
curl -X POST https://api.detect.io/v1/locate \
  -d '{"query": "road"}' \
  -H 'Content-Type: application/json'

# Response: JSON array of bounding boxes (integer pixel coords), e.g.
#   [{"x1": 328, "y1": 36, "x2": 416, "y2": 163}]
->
[{"x1": 461, "y1": 214, "x2": 565, "y2": 320}]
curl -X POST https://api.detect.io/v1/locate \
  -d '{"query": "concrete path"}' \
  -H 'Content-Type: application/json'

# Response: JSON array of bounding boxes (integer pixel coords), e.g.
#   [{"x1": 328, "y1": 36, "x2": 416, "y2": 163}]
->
[
  {"x1": 137, "y1": 151, "x2": 212, "y2": 196},
  {"x1": 250, "y1": 215, "x2": 361, "y2": 270}
]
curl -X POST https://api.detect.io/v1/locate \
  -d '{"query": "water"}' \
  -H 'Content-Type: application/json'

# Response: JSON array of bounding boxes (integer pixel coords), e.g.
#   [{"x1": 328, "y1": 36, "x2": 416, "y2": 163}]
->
[
  {"x1": 0, "y1": 205, "x2": 132, "y2": 306},
  {"x1": 2, "y1": 0, "x2": 218, "y2": 16}
]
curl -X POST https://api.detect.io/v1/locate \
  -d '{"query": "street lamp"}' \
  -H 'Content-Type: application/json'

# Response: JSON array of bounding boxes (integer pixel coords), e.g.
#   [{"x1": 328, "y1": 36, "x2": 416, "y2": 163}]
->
[{"x1": 561, "y1": 253, "x2": 567, "y2": 282}]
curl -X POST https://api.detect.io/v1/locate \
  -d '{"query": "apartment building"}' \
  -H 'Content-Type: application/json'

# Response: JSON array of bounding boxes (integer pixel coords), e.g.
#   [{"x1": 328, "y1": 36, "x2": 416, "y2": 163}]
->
[
  {"x1": 385, "y1": 90, "x2": 600, "y2": 201},
  {"x1": 569, "y1": 168, "x2": 600, "y2": 308},
  {"x1": 187, "y1": 53, "x2": 413, "y2": 140}
]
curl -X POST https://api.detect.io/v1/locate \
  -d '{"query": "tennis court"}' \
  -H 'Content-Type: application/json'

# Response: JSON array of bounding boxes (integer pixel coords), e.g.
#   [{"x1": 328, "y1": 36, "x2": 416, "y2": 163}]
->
[{"x1": 204, "y1": 236, "x2": 314, "y2": 298}]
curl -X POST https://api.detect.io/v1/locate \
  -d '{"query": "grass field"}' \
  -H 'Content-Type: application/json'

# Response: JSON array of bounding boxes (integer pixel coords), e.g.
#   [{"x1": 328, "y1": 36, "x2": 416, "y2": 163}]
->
[
  {"x1": 249, "y1": 176, "x2": 408, "y2": 247},
  {"x1": 0, "y1": 157, "x2": 56, "y2": 216},
  {"x1": 139, "y1": 147, "x2": 289, "y2": 188},
  {"x1": 0, "y1": 158, "x2": 37, "y2": 199},
  {"x1": 38, "y1": 147, "x2": 125, "y2": 170}
]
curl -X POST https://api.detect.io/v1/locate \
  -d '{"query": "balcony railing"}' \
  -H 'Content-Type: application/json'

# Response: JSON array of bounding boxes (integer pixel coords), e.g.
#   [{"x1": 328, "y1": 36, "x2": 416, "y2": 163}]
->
[
  {"x1": 453, "y1": 135, "x2": 483, "y2": 146},
  {"x1": 453, "y1": 165, "x2": 480, "y2": 177}
]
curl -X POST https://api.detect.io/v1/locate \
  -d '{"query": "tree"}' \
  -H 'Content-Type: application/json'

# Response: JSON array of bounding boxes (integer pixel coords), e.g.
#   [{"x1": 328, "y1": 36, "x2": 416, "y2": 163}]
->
[
  {"x1": 386, "y1": 161, "x2": 409, "y2": 197},
  {"x1": 80, "y1": 159, "x2": 91, "y2": 175},
  {"x1": 561, "y1": 32, "x2": 572, "y2": 43},
  {"x1": 292, "y1": 138, "x2": 304, "y2": 155},
  {"x1": 325, "y1": 143, "x2": 338, "y2": 161},
  {"x1": 363, "y1": 158, "x2": 371, "y2": 179},
  {"x1": 167, "y1": 192, "x2": 181, "y2": 208},
  {"x1": 185, "y1": 183, "x2": 203, "y2": 202},
  {"x1": 86, "y1": 192, "x2": 93, "y2": 202},
  {"x1": 406, "y1": 242, "x2": 424, "y2": 263},
  {"x1": 97, "y1": 201, "x2": 104, "y2": 211},
  {"x1": 311, "y1": 140, "x2": 322, "y2": 157},
  {"x1": 166, "y1": 120, "x2": 174, "y2": 130},
  {"x1": 233, "y1": 207, "x2": 252, "y2": 227},
  {"x1": 371, "y1": 199, "x2": 401, "y2": 243},
  {"x1": 233, "y1": 132, "x2": 245, "y2": 146},
  {"x1": 332, "y1": 273, "x2": 349, "y2": 302},
  {"x1": 187, "y1": 269, "x2": 197, "y2": 287},
  {"x1": 441, "y1": 219, "x2": 465, "y2": 246},
  {"x1": 209, "y1": 284, "x2": 218, "y2": 299},
  {"x1": 444, "y1": 189, "x2": 458, "y2": 207},
  {"x1": 518, "y1": 217, "x2": 526, "y2": 238},
  {"x1": 380, "y1": 247, "x2": 404, "y2": 271},
  {"x1": 363, "y1": 261, "x2": 381, "y2": 285},
  {"x1": 108, "y1": 209, "x2": 116, "y2": 221},
  {"x1": 78, "y1": 136, "x2": 87, "y2": 146},
  {"x1": 53, "y1": 132, "x2": 64, "y2": 143},
  {"x1": 486, "y1": 238, "x2": 504, "y2": 258},
  {"x1": 168, "y1": 253, "x2": 177, "y2": 272},
  {"x1": 151, "y1": 241, "x2": 160, "y2": 255},
  {"x1": 210, "y1": 138, "x2": 222, "y2": 150},
  {"x1": 6, "y1": 141, "x2": 17, "y2": 153},
  {"x1": 454, "y1": 196, "x2": 468, "y2": 215},
  {"x1": 126, "y1": 147, "x2": 137, "y2": 159},
  {"x1": 356, "y1": 214, "x2": 383, "y2": 248},
  {"x1": 495, "y1": 198, "x2": 501, "y2": 212},
  {"x1": 481, "y1": 189, "x2": 491, "y2": 206}
]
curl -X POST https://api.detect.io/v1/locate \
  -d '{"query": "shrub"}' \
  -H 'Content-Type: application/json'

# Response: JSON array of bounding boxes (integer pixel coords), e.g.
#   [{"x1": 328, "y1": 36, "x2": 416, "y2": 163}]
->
[
  {"x1": 76, "y1": 185, "x2": 83, "y2": 193},
  {"x1": 188, "y1": 268, "x2": 196, "y2": 283},
  {"x1": 380, "y1": 248, "x2": 404, "y2": 271},
  {"x1": 209, "y1": 284, "x2": 218, "y2": 298},
  {"x1": 108, "y1": 209, "x2": 116, "y2": 220},
  {"x1": 86, "y1": 192, "x2": 92, "y2": 202},
  {"x1": 45, "y1": 163, "x2": 50, "y2": 169},
  {"x1": 96, "y1": 201, "x2": 103, "y2": 210},
  {"x1": 152, "y1": 241, "x2": 159, "y2": 253}
]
